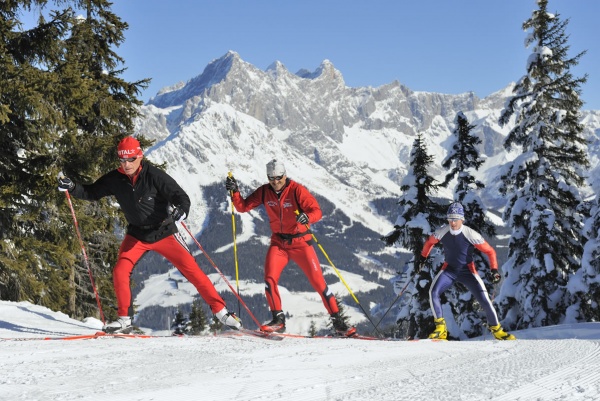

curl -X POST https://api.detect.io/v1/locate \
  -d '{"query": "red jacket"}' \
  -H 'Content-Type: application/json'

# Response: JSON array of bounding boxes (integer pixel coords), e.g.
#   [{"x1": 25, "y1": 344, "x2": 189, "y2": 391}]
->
[{"x1": 232, "y1": 179, "x2": 322, "y2": 247}]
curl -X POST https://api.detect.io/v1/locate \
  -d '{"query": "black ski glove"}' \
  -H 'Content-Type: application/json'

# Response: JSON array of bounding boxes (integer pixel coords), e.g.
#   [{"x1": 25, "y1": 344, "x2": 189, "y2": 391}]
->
[
  {"x1": 57, "y1": 173, "x2": 75, "y2": 192},
  {"x1": 170, "y1": 205, "x2": 187, "y2": 223},
  {"x1": 491, "y1": 271, "x2": 501, "y2": 284},
  {"x1": 415, "y1": 254, "x2": 427, "y2": 271},
  {"x1": 225, "y1": 176, "x2": 239, "y2": 193},
  {"x1": 296, "y1": 212, "x2": 309, "y2": 225}
]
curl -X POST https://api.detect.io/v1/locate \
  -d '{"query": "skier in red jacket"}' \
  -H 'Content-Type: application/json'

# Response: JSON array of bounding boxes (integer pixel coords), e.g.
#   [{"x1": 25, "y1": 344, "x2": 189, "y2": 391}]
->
[
  {"x1": 226, "y1": 159, "x2": 356, "y2": 336},
  {"x1": 58, "y1": 136, "x2": 242, "y2": 333},
  {"x1": 420, "y1": 202, "x2": 515, "y2": 340}
]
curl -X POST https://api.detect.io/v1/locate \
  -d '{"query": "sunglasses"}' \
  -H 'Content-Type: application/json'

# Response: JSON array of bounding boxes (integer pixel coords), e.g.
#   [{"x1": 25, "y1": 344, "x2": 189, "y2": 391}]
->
[
  {"x1": 268, "y1": 175, "x2": 284, "y2": 181},
  {"x1": 119, "y1": 157, "x2": 138, "y2": 163}
]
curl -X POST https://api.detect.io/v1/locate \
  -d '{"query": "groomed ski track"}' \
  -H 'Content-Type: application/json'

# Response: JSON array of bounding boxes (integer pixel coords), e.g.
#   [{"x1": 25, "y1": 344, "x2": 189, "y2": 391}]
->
[{"x1": 2, "y1": 334, "x2": 599, "y2": 401}]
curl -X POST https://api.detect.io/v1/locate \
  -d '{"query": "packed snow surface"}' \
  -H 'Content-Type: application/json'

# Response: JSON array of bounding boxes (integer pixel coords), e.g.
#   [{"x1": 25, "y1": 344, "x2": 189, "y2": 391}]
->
[{"x1": 1, "y1": 300, "x2": 599, "y2": 400}]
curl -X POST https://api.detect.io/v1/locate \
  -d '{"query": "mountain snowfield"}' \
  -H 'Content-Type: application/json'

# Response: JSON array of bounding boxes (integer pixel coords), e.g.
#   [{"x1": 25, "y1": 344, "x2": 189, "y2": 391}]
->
[
  {"x1": 1, "y1": 300, "x2": 599, "y2": 401},
  {"x1": 129, "y1": 51, "x2": 600, "y2": 333}
]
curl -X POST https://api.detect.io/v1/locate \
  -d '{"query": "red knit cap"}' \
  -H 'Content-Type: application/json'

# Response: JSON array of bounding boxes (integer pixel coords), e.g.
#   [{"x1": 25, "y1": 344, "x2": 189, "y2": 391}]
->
[{"x1": 117, "y1": 136, "x2": 143, "y2": 158}]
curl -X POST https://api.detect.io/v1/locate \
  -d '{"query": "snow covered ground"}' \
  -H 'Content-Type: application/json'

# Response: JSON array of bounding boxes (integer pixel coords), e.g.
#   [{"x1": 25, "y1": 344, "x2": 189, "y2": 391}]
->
[{"x1": 1, "y1": 300, "x2": 599, "y2": 401}]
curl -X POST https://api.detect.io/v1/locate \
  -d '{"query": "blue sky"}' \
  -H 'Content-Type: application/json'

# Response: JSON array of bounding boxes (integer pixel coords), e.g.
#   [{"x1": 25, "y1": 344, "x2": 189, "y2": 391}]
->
[
  {"x1": 31, "y1": 1, "x2": 600, "y2": 110},
  {"x1": 108, "y1": 0, "x2": 599, "y2": 110}
]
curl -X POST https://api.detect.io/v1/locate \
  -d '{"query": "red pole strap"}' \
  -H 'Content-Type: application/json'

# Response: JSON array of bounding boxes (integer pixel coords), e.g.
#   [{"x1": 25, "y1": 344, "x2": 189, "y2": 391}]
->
[
  {"x1": 64, "y1": 191, "x2": 106, "y2": 325},
  {"x1": 180, "y1": 222, "x2": 262, "y2": 329}
]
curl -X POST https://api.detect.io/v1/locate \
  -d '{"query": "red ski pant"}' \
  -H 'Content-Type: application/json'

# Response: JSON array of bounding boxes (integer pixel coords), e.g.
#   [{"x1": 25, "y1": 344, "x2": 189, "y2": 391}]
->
[
  {"x1": 113, "y1": 233, "x2": 226, "y2": 317},
  {"x1": 264, "y1": 243, "x2": 338, "y2": 314}
]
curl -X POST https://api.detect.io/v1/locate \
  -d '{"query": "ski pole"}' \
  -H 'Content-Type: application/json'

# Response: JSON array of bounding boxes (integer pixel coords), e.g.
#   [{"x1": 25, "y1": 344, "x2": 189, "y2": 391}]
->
[
  {"x1": 62, "y1": 185, "x2": 106, "y2": 325},
  {"x1": 483, "y1": 278, "x2": 500, "y2": 341},
  {"x1": 228, "y1": 172, "x2": 241, "y2": 316},
  {"x1": 180, "y1": 221, "x2": 262, "y2": 328},
  {"x1": 370, "y1": 262, "x2": 422, "y2": 336},
  {"x1": 295, "y1": 210, "x2": 383, "y2": 336}
]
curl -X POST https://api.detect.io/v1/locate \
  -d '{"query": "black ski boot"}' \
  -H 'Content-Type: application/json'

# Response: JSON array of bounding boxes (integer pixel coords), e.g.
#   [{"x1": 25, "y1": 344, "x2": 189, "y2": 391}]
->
[
  {"x1": 330, "y1": 313, "x2": 356, "y2": 337},
  {"x1": 260, "y1": 310, "x2": 286, "y2": 333}
]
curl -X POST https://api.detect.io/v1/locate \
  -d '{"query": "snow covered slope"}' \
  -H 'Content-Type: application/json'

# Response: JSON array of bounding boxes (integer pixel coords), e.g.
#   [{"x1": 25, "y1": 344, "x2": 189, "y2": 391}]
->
[{"x1": 1, "y1": 300, "x2": 599, "y2": 401}]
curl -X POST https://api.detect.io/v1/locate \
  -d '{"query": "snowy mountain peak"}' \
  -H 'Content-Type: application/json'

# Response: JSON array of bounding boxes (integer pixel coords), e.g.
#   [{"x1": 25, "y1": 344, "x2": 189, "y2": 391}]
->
[
  {"x1": 293, "y1": 58, "x2": 344, "y2": 84},
  {"x1": 149, "y1": 50, "x2": 247, "y2": 108},
  {"x1": 314, "y1": 59, "x2": 341, "y2": 78},
  {"x1": 265, "y1": 60, "x2": 286, "y2": 75}
]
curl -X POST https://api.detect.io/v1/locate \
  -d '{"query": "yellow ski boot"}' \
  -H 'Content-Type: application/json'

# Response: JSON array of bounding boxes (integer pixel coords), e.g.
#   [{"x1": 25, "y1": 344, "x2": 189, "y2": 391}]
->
[
  {"x1": 489, "y1": 324, "x2": 516, "y2": 340},
  {"x1": 428, "y1": 317, "x2": 448, "y2": 340}
]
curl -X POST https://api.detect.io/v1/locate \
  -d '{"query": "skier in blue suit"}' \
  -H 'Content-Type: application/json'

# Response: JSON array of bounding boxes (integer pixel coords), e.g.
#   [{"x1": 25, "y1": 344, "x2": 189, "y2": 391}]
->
[{"x1": 419, "y1": 202, "x2": 515, "y2": 340}]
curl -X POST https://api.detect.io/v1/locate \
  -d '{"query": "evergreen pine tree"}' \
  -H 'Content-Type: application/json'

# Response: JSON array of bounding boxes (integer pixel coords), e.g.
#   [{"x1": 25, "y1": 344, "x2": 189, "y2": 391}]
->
[
  {"x1": 0, "y1": 1, "x2": 72, "y2": 307},
  {"x1": 441, "y1": 111, "x2": 497, "y2": 338},
  {"x1": 329, "y1": 295, "x2": 351, "y2": 331},
  {"x1": 188, "y1": 298, "x2": 208, "y2": 335},
  {"x1": 381, "y1": 133, "x2": 445, "y2": 339},
  {"x1": 308, "y1": 321, "x2": 317, "y2": 337},
  {"x1": 171, "y1": 308, "x2": 190, "y2": 335},
  {"x1": 496, "y1": 0, "x2": 590, "y2": 329}
]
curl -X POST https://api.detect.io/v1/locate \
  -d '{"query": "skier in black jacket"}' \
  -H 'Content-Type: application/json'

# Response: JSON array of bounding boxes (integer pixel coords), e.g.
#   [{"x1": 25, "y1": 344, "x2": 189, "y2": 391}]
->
[{"x1": 58, "y1": 136, "x2": 242, "y2": 333}]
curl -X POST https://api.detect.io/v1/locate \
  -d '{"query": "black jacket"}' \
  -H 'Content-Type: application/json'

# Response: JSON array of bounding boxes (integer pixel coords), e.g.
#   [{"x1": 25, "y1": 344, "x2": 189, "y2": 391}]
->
[{"x1": 70, "y1": 162, "x2": 191, "y2": 243}]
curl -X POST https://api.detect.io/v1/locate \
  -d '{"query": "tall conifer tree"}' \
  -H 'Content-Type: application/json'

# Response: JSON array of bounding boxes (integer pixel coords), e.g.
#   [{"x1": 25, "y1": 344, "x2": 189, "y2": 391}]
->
[
  {"x1": 188, "y1": 298, "x2": 209, "y2": 335},
  {"x1": 441, "y1": 111, "x2": 497, "y2": 337},
  {"x1": 171, "y1": 308, "x2": 190, "y2": 335},
  {"x1": 496, "y1": 0, "x2": 590, "y2": 329},
  {"x1": 381, "y1": 133, "x2": 445, "y2": 339}
]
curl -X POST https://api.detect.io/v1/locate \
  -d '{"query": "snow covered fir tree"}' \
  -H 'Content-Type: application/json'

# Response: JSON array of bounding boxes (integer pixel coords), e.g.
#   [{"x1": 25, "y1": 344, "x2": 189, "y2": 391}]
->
[
  {"x1": 381, "y1": 133, "x2": 446, "y2": 339},
  {"x1": 170, "y1": 309, "x2": 190, "y2": 336},
  {"x1": 495, "y1": 0, "x2": 594, "y2": 329},
  {"x1": 1, "y1": 0, "x2": 599, "y2": 338},
  {"x1": 440, "y1": 112, "x2": 498, "y2": 338}
]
